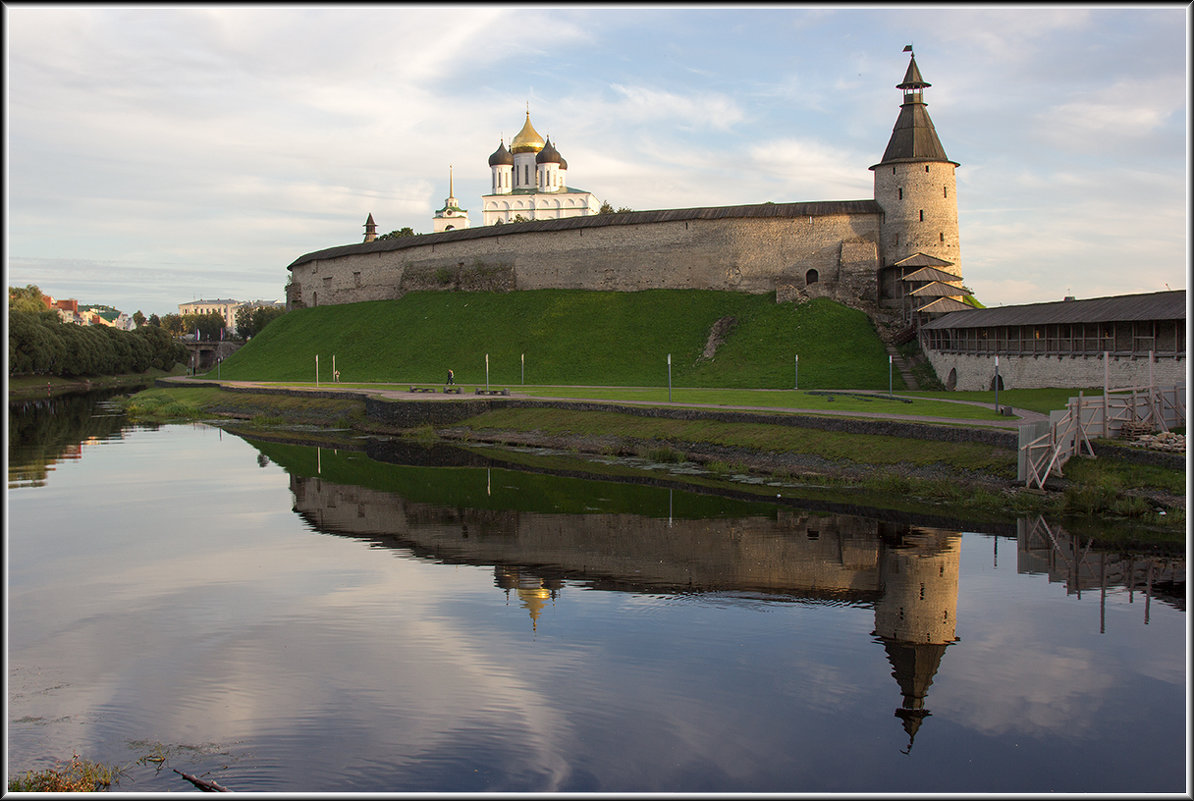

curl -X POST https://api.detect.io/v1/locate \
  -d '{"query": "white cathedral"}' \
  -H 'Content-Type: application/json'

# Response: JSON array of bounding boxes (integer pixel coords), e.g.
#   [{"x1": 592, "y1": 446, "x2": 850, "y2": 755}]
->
[{"x1": 429, "y1": 109, "x2": 602, "y2": 232}]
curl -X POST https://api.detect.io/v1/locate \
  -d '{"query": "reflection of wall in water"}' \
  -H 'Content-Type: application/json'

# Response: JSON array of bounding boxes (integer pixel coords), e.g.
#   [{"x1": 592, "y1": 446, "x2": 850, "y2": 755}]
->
[
  {"x1": 291, "y1": 474, "x2": 966, "y2": 752},
  {"x1": 290, "y1": 474, "x2": 890, "y2": 596}
]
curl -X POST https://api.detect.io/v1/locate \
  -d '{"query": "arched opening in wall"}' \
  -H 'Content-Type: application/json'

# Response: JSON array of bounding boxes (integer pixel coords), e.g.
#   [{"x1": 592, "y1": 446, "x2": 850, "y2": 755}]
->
[
  {"x1": 312, "y1": 291, "x2": 318, "y2": 307},
  {"x1": 989, "y1": 374, "x2": 1004, "y2": 392},
  {"x1": 805, "y1": 269, "x2": 819, "y2": 285},
  {"x1": 946, "y1": 368, "x2": 957, "y2": 390}
]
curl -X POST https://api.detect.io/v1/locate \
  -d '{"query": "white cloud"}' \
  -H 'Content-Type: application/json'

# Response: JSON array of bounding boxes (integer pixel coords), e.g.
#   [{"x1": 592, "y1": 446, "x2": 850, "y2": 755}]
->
[{"x1": 3, "y1": 6, "x2": 1187, "y2": 316}]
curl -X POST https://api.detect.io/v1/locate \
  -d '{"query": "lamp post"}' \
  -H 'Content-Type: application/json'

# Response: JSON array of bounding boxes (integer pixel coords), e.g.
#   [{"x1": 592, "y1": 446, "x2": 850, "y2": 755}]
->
[
  {"x1": 994, "y1": 355, "x2": 999, "y2": 413},
  {"x1": 667, "y1": 353, "x2": 672, "y2": 403},
  {"x1": 794, "y1": 354, "x2": 799, "y2": 390},
  {"x1": 888, "y1": 354, "x2": 893, "y2": 398}
]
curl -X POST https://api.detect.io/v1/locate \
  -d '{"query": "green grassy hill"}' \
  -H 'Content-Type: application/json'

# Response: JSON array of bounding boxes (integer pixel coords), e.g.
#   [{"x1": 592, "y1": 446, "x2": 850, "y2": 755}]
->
[{"x1": 210, "y1": 290, "x2": 903, "y2": 390}]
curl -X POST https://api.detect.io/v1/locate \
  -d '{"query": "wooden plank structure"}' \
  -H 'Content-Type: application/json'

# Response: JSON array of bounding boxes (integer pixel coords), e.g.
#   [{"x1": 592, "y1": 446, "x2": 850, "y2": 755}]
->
[
  {"x1": 887, "y1": 253, "x2": 972, "y2": 326},
  {"x1": 1018, "y1": 369, "x2": 1186, "y2": 488}
]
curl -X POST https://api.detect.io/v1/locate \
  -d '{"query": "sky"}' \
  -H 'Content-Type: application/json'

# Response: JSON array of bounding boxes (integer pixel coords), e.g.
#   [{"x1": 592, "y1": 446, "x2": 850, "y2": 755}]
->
[{"x1": 4, "y1": 4, "x2": 1189, "y2": 318}]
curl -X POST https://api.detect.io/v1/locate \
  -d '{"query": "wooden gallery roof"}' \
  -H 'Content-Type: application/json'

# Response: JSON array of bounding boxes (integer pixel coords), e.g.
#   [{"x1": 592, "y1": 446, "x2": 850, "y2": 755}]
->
[{"x1": 921, "y1": 290, "x2": 1187, "y2": 331}]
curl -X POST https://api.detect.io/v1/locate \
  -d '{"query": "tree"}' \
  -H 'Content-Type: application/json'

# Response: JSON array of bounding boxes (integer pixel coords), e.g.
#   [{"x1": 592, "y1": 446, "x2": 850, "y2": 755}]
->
[
  {"x1": 597, "y1": 202, "x2": 632, "y2": 215},
  {"x1": 148, "y1": 313, "x2": 161, "y2": 327},
  {"x1": 376, "y1": 227, "x2": 416, "y2": 240},
  {"x1": 236, "y1": 304, "x2": 286, "y2": 339},
  {"x1": 9, "y1": 284, "x2": 46, "y2": 313},
  {"x1": 132, "y1": 310, "x2": 147, "y2": 328},
  {"x1": 159, "y1": 313, "x2": 185, "y2": 336}
]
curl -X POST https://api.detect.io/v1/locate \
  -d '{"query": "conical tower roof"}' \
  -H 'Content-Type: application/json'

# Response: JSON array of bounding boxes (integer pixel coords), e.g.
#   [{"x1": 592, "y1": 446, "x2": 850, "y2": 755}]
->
[
  {"x1": 872, "y1": 52, "x2": 957, "y2": 168},
  {"x1": 510, "y1": 111, "x2": 545, "y2": 154}
]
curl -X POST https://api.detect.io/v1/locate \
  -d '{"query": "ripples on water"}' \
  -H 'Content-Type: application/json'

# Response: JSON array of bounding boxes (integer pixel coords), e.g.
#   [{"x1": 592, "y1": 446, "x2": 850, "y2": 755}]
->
[{"x1": 5, "y1": 395, "x2": 1187, "y2": 793}]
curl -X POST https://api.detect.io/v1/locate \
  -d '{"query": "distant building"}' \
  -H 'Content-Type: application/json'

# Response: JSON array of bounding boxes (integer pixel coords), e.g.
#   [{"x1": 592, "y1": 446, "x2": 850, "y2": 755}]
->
[
  {"x1": 432, "y1": 166, "x2": 470, "y2": 233},
  {"x1": 178, "y1": 298, "x2": 242, "y2": 333}
]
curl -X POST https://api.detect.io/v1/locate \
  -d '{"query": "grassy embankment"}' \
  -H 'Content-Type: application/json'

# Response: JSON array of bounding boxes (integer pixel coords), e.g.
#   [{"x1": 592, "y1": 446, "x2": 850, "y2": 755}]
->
[
  {"x1": 121, "y1": 290, "x2": 1183, "y2": 534},
  {"x1": 207, "y1": 290, "x2": 901, "y2": 388}
]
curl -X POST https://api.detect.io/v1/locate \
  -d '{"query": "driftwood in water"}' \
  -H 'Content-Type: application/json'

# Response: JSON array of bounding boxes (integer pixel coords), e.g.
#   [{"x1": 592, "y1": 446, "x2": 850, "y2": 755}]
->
[{"x1": 172, "y1": 768, "x2": 231, "y2": 792}]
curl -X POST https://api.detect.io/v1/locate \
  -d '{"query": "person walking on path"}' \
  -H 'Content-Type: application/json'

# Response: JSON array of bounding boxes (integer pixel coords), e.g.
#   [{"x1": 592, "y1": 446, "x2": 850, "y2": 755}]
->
[{"x1": 446, "y1": 369, "x2": 455, "y2": 386}]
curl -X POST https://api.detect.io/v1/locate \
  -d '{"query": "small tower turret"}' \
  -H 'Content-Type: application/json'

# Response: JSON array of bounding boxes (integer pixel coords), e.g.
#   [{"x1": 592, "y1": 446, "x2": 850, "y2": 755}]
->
[
  {"x1": 488, "y1": 139, "x2": 513, "y2": 195},
  {"x1": 536, "y1": 137, "x2": 564, "y2": 192},
  {"x1": 432, "y1": 166, "x2": 470, "y2": 233},
  {"x1": 870, "y1": 49, "x2": 962, "y2": 304},
  {"x1": 363, "y1": 212, "x2": 377, "y2": 243}
]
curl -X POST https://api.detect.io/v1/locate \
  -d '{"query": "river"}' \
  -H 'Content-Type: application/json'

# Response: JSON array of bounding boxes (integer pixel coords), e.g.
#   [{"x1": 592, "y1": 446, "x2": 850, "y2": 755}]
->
[{"x1": 6, "y1": 390, "x2": 1187, "y2": 793}]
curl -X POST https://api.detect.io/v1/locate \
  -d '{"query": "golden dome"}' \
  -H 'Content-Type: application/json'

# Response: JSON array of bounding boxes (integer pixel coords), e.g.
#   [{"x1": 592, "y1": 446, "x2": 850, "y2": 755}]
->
[{"x1": 510, "y1": 111, "x2": 544, "y2": 154}]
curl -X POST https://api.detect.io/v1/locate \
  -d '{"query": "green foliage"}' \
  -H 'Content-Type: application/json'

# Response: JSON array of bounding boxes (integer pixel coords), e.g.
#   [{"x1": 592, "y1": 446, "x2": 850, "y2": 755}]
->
[
  {"x1": 9, "y1": 283, "x2": 47, "y2": 313},
  {"x1": 210, "y1": 291, "x2": 903, "y2": 390},
  {"x1": 8, "y1": 753, "x2": 120, "y2": 792},
  {"x1": 148, "y1": 313, "x2": 161, "y2": 327},
  {"x1": 132, "y1": 310, "x2": 147, "y2": 327},
  {"x1": 8, "y1": 309, "x2": 185, "y2": 377},
  {"x1": 235, "y1": 304, "x2": 286, "y2": 339},
  {"x1": 377, "y1": 227, "x2": 416, "y2": 240}
]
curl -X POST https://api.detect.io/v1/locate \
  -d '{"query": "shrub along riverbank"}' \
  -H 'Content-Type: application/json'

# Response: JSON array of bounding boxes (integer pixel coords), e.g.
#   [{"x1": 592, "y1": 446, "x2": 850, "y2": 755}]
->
[{"x1": 119, "y1": 384, "x2": 1186, "y2": 540}]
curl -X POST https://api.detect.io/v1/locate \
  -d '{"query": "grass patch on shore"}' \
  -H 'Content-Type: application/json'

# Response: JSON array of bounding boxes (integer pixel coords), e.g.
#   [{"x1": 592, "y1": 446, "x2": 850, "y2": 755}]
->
[
  {"x1": 511, "y1": 386, "x2": 1009, "y2": 420},
  {"x1": 905, "y1": 387, "x2": 1104, "y2": 415},
  {"x1": 8, "y1": 754, "x2": 121, "y2": 792},
  {"x1": 121, "y1": 386, "x2": 365, "y2": 425},
  {"x1": 454, "y1": 407, "x2": 1018, "y2": 476}
]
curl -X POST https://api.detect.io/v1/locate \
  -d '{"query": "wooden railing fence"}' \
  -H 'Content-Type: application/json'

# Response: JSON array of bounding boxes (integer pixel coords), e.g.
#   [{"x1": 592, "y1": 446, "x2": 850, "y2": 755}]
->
[{"x1": 1018, "y1": 381, "x2": 1185, "y2": 489}]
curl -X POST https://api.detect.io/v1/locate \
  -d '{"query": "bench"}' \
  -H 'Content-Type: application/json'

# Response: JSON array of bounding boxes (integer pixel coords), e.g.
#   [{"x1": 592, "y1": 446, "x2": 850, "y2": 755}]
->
[
  {"x1": 475, "y1": 388, "x2": 510, "y2": 396},
  {"x1": 409, "y1": 386, "x2": 437, "y2": 393},
  {"x1": 443, "y1": 387, "x2": 462, "y2": 394}
]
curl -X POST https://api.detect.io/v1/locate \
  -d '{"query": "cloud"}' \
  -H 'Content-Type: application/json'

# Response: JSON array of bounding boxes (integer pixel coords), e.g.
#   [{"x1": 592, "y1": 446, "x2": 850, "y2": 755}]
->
[{"x1": 605, "y1": 84, "x2": 746, "y2": 132}]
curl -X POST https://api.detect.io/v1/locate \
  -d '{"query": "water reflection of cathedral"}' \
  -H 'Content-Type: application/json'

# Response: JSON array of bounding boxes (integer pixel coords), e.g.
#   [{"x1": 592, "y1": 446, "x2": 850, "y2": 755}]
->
[
  {"x1": 289, "y1": 473, "x2": 966, "y2": 750},
  {"x1": 287, "y1": 471, "x2": 1181, "y2": 753}
]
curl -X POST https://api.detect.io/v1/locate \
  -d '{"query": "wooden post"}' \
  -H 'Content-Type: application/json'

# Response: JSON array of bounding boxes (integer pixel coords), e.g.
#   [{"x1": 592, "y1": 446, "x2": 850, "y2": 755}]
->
[{"x1": 1103, "y1": 351, "x2": 1110, "y2": 438}]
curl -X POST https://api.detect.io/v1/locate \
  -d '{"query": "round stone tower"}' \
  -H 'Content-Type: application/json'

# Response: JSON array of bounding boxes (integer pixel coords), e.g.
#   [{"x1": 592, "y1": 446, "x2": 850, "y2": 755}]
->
[{"x1": 870, "y1": 50, "x2": 961, "y2": 302}]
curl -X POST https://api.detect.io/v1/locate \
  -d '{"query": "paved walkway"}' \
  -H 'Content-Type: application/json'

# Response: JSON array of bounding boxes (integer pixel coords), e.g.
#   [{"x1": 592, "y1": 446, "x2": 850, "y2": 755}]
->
[{"x1": 171, "y1": 377, "x2": 1047, "y2": 431}]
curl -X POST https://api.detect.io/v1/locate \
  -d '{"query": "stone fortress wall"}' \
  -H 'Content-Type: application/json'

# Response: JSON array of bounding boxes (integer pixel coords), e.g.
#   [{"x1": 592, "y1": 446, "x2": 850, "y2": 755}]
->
[{"x1": 287, "y1": 202, "x2": 885, "y2": 309}]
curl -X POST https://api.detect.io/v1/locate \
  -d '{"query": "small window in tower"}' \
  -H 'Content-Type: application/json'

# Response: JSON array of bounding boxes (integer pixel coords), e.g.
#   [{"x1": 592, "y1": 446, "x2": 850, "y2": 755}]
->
[
  {"x1": 898, "y1": 188, "x2": 903, "y2": 200},
  {"x1": 943, "y1": 186, "x2": 948, "y2": 198},
  {"x1": 940, "y1": 232, "x2": 944, "y2": 243},
  {"x1": 894, "y1": 233, "x2": 899, "y2": 246},
  {"x1": 919, "y1": 209, "x2": 924, "y2": 222},
  {"x1": 892, "y1": 167, "x2": 896, "y2": 174},
  {"x1": 925, "y1": 165, "x2": 930, "y2": 173}
]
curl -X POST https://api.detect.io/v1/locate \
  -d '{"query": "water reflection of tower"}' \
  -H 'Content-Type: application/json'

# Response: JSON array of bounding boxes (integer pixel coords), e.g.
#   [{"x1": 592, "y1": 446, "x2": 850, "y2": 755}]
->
[
  {"x1": 494, "y1": 566, "x2": 564, "y2": 632},
  {"x1": 872, "y1": 528, "x2": 962, "y2": 753}
]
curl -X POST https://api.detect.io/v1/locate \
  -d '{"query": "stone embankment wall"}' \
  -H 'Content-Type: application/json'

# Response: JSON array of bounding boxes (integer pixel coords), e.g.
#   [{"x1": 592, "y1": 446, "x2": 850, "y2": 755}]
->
[
  {"x1": 287, "y1": 204, "x2": 883, "y2": 309},
  {"x1": 925, "y1": 350, "x2": 1187, "y2": 391}
]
